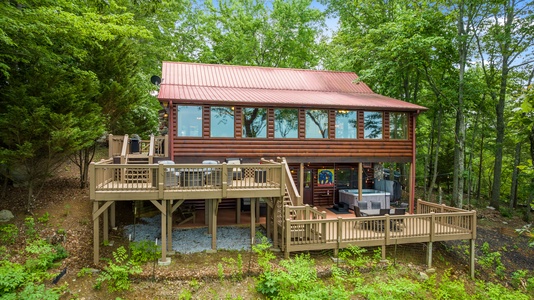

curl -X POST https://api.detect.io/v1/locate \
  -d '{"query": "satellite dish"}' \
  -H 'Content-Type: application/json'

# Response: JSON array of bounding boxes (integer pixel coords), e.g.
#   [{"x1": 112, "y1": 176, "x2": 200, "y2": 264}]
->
[{"x1": 151, "y1": 75, "x2": 161, "y2": 86}]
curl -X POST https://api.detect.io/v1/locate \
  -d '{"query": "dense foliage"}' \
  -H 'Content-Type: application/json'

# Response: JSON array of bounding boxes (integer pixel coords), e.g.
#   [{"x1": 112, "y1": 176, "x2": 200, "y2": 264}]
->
[{"x1": 1, "y1": 0, "x2": 533, "y2": 213}]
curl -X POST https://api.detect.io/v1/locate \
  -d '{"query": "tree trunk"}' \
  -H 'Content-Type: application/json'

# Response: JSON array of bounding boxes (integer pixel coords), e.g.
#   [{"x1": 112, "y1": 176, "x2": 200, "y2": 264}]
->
[
  {"x1": 476, "y1": 128, "x2": 484, "y2": 202},
  {"x1": 510, "y1": 142, "x2": 521, "y2": 209},
  {"x1": 427, "y1": 108, "x2": 443, "y2": 201},
  {"x1": 71, "y1": 143, "x2": 97, "y2": 189}
]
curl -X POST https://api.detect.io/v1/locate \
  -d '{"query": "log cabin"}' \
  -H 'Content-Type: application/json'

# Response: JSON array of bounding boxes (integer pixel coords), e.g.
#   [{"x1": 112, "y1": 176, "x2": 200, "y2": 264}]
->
[{"x1": 90, "y1": 62, "x2": 476, "y2": 278}]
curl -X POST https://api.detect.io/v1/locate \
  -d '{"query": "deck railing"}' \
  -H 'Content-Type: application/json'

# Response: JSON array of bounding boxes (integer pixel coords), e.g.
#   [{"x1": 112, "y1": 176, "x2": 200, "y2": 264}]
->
[
  {"x1": 89, "y1": 161, "x2": 285, "y2": 201},
  {"x1": 282, "y1": 202, "x2": 476, "y2": 257}
]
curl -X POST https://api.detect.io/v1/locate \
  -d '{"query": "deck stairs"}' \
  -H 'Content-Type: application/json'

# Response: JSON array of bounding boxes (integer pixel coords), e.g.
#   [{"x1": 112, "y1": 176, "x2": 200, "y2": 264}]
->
[{"x1": 124, "y1": 154, "x2": 150, "y2": 183}]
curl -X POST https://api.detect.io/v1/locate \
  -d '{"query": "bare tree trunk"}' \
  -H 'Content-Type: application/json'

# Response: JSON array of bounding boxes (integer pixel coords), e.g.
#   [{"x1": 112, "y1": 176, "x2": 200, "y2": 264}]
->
[
  {"x1": 476, "y1": 128, "x2": 484, "y2": 202},
  {"x1": 510, "y1": 142, "x2": 521, "y2": 209},
  {"x1": 71, "y1": 143, "x2": 97, "y2": 189},
  {"x1": 427, "y1": 108, "x2": 443, "y2": 201},
  {"x1": 467, "y1": 112, "x2": 479, "y2": 207}
]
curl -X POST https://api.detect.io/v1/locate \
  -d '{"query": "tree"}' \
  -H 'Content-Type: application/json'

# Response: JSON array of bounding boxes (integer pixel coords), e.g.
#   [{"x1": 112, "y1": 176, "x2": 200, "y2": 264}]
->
[
  {"x1": 0, "y1": 0, "x2": 150, "y2": 208},
  {"x1": 472, "y1": 0, "x2": 534, "y2": 209},
  {"x1": 198, "y1": 0, "x2": 325, "y2": 68}
]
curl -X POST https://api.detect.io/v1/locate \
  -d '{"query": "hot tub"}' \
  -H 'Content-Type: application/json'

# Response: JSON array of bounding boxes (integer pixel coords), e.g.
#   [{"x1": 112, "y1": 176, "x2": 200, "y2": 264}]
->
[{"x1": 339, "y1": 189, "x2": 390, "y2": 210}]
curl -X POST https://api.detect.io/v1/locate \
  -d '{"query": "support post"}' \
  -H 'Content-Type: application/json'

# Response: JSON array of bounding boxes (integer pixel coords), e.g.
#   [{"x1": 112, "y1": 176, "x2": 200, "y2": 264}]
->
[
  {"x1": 159, "y1": 200, "x2": 170, "y2": 265},
  {"x1": 236, "y1": 198, "x2": 241, "y2": 224},
  {"x1": 110, "y1": 202, "x2": 116, "y2": 229},
  {"x1": 93, "y1": 202, "x2": 99, "y2": 265},
  {"x1": 299, "y1": 163, "x2": 304, "y2": 206},
  {"x1": 210, "y1": 199, "x2": 220, "y2": 252},
  {"x1": 427, "y1": 241, "x2": 433, "y2": 269},
  {"x1": 103, "y1": 204, "x2": 109, "y2": 244},
  {"x1": 250, "y1": 198, "x2": 256, "y2": 243},
  {"x1": 470, "y1": 239, "x2": 475, "y2": 279},
  {"x1": 358, "y1": 163, "x2": 363, "y2": 202},
  {"x1": 167, "y1": 200, "x2": 173, "y2": 254},
  {"x1": 273, "y1": 199, "x2": 279, "y2": 248}
]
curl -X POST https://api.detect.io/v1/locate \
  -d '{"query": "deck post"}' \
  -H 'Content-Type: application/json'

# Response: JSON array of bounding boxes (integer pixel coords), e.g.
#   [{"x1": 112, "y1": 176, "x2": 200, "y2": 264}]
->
[
  {"x1": 284, "y1": 218, "x2": 291, "y2": 259},
  {"x1": 266, "y1": 198, "x2": 271, "y2": 238},
  {"x1": 426, "y1": 241, "x2": 433, "y2": 269},
  {"x1": 207, "y1": 200, "x2": 212, "y2": 234},
  {"x1": 299, "y1": 163, "x2": 304, "y2": 205},
  {"x1": 110, "y1": 202, "x2": 116, "y2": 229},
  {"x1": 273, "y1": 199, "x2": 278, "y2": 248},
  {"x1": 236, "y1": 198, "x2": 241, "y2": 224},
  {"x1": 159, "y1": 199, "x2": 170, "y2": 265},
  {"x1": 167, "y1": 200, "x2": 173, "y2": 254},
  {"x1": 205, "y1": 200, "x2": 209, "y2": 225},
  {"x1": 93, "y1": 201, "x2": 99, "y2": 265},
  {"x1": 470, "y1": 239, "x2": 475, "y2": 279},
  {"x1": 103, "y1": 204, "x2": 109, "y2": 244},
  {"x1": 210, "y1": 199, "x2": 220, "y2": 252},
  {"x1": 251, "y1": 198, "x2": 256, "y2": 244}
]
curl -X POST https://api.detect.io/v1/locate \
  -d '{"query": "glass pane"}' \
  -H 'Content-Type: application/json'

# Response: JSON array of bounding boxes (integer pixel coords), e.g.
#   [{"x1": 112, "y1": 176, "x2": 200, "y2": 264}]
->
[
  {"x1": 242, "y1": 108, "x2": 267, "y2": 138},
  {"x1": 390, "y1": 112, "x2": 408, "y2": 139},
  {"x1": 335, "y1": 110, "x2": 357, "y2": 139},
  {"x1": 274, "y1": 109, "x2": 298, "y2": 138},
  {"x1": 210, "y1": 107, "x2": 234, "y2": 137},
  {"x1": 177, "y1": 106, "x2": 202, "y2": 137},
  {"x1": 364, "y1": 111, "x2": 383, "y2": 139},
  {"x1": 305, "y1": 110, "x2": 328, "y2": 138}
]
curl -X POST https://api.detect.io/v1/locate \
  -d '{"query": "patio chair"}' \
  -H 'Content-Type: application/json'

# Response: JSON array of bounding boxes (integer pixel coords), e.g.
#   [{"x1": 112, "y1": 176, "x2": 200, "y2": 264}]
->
[{"x1": 353, "y1": 206, "x2": 370, "y2": 229}]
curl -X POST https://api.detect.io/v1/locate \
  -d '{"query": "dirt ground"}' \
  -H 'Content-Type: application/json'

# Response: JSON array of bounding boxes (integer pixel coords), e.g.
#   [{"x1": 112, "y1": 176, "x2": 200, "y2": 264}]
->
[{"x1": 1, "y1": 164, "x2": 533, "y2": 299}]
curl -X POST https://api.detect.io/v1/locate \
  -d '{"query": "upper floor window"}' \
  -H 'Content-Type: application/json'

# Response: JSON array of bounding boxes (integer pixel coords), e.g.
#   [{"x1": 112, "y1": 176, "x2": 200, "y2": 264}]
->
[
  {"x1": 177, "y1": 105, "x2": 202, "y2": 137},
  {"x1": 305, "y1": 110, "x2": 328, "y2": 138},
  {"x1": 210, "y1": 106, "x2": 234, "y2": 137},
  {"x1": 242, "y1": 108, "x2": 267, "y2": 138},
  {"x1": 274, "y1": 109, "x2": 298, "y2": 138},
  {"x1": 364, "y1": 111, "x2": 383, "y2": 139},
  {"x1": 335, "y1": 110, "x2": 357, "y2": 139},
  {"x1": 390, "y1": 112, "x2": 408, "y2": 139}
]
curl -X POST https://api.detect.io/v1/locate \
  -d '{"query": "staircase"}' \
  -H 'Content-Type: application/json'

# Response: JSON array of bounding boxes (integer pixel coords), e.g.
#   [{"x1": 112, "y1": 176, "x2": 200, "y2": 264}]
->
[{"x1": 124, "y1": 154, "x2": 150, "y2": 183}]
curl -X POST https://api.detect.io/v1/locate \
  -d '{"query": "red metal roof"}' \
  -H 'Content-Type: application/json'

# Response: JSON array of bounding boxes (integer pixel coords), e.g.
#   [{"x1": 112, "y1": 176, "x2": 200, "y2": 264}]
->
[{"x1": 158, "y1": 62, "x2": 427, "y2": 111}]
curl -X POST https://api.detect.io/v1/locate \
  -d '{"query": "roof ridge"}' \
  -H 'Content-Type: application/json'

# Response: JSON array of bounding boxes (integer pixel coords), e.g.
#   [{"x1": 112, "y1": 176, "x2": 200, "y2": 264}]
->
[{"x1": 162, "y1": 61, "x2": 356, "y2": 75}]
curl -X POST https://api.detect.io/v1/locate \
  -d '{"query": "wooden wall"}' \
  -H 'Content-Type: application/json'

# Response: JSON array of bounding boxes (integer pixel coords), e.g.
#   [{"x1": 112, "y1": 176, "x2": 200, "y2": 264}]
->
[{"x1": 170, "y1": 105, "x2": 415, "y2": 164}]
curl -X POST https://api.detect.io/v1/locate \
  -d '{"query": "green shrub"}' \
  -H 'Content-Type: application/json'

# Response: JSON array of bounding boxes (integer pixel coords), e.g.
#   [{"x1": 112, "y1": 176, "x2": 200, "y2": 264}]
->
[
  {"x1": 338, "y1": 245, "x2": 371, "y2": 268},
  {"x1": 95, "y1": 246, "x2": 142, "y2": 292},
  {"x1": 0, "y1": 224, "x2": 18, "y2": 244},
  {"x1": 129, "y1": 240, "x2": 160, "y2": 264},
  {"x1": 478, "y1": 242, "x2": 506, "y2": 279},
  {"x1": 221, "y1": 254, "x2": 243, "y2": 281},
  {"x1": 17, "y1": 282, "x2": 60, "y2": 300},
  {"x1": 24, "y1": 239, "x2": 68, "y2": 272},
  {"x1": 0, "y1": 261, "x2": 27, "y2": 296},
  {"x1": 251, "y1": 233, "x2": 275, "y2": 272},
  {"x1": 475, "y1": 281, "x2": 530, "y2": 300},
  {"x1": 24, "y1": 217, "x2": 37, "y2": 239},
  {"x1": 37, "y1": 212, "x2": 50, "y2": 224}
]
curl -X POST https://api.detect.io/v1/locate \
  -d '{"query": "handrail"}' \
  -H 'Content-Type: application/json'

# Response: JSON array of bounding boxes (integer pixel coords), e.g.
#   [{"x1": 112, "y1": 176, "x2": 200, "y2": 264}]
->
[
  {"x1": 417, "y1": 199, "x2": 467, "y2": 214},
  {"x1": 283, "y1": 209, "x2": 476, "y2": 257},
  {"x1": 148, "y1": 134, "x2": 155, "y2": 164},
  {"x1": 120, "y1": 134, "x2": 129, "y2": 164},
  {"x1": 281, "y1": 160, "x2": 301, "y2": 206}
]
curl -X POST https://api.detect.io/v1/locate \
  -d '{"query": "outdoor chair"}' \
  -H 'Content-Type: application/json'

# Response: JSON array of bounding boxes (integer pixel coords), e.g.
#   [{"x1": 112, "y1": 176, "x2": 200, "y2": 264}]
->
[
  {"x1": 175, "y1": 204, "x2": 196, "y2": 225},
  {"x1": 353, "y1": 206, "x2": 370, "y2": 229},
  {"x1": 371, "y1": 201, "x2": 382, "y2": 209}
]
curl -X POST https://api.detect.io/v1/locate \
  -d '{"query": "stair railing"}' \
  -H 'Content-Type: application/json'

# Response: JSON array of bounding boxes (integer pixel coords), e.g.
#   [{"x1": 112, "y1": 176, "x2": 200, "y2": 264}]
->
[{"x1": 120, "y1": 134, "x2": 129, "y2": 165}]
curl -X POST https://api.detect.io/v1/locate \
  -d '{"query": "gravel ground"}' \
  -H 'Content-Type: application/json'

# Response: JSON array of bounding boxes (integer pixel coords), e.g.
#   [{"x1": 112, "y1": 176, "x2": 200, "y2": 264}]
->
[{"x1": 123, "y1": 215, "x2": 269, "y2": 253}]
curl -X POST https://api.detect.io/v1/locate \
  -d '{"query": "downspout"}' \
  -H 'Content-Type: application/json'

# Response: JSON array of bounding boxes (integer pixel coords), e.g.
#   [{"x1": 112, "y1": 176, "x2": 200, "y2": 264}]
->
[
  {"x1": 410, "y1": 111, "x2": 418, "y2": 214},
  {"x1": 169, "y1": 100, "x2": 174, "y2": 161}
]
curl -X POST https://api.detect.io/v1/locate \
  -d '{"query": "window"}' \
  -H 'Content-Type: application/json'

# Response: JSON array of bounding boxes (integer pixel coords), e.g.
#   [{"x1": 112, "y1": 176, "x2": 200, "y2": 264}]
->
[
  {"x1": 390, "y1": 112, "x2": 408, "y2": 139},
  {"x1": 242, "y1": 108, "x2": 267, "y2": 138},
  {"x1": 177, "y1": 105, "x2": 202, "y2": 137},
  {"x1": 210, "y1": 107, "x2": 234, "y2": 137},
  {"x1": 364, "y1": 111, "x2": 383, "y2": 139},
  {"x1": 335, "y1": 110, "x2": 357, "y2": 139},
  {"x1": 274, "y1": 109, "x2": 298, "y2": 138},
  {"x1": 305, "y1": 110, "x2": 328, "y2": 138}
]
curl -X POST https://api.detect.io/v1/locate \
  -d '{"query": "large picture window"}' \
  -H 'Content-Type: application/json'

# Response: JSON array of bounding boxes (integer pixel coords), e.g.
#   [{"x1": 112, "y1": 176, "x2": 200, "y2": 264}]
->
[
  {"x1": 177, "y1": 105, "x2": 202, "y2": 137},
  {"x1": 274, "y1": 109, "x2": 298, "y2": 138},
  {"x1": 335, "y1": 110, "x2": 357, "y2": 139},
  {"x1": 364, "y1": 111, "x2": 383, "y2": 139},
  {"x1": 242, "y1": 108, "x2": 267, "y2": 138},
  {"x1": 305, "y1": 110, "x2": 328, "y2": 138},
  {"x1": 390, "y1": 112, "x2": 408, "y2": 139},
  {"x1": 210, "y1": 107, "x2": 234, "y2": 137}
]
